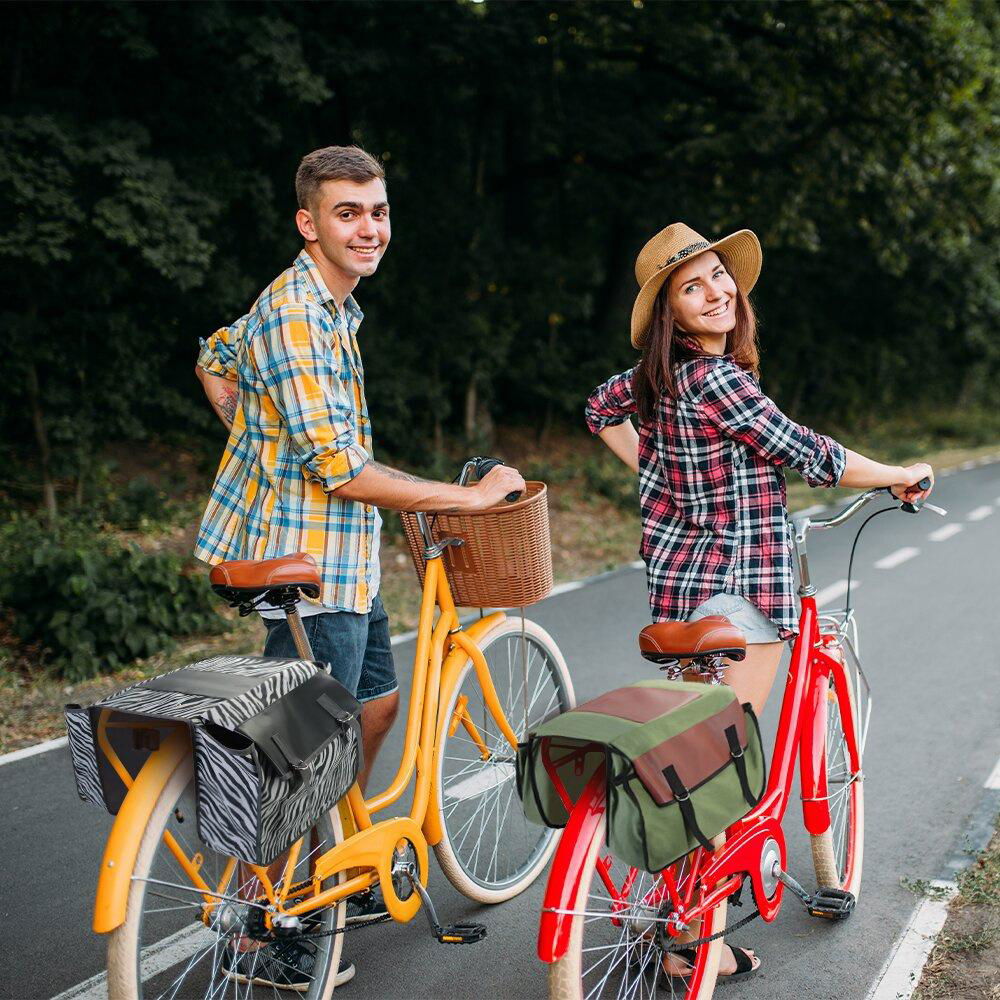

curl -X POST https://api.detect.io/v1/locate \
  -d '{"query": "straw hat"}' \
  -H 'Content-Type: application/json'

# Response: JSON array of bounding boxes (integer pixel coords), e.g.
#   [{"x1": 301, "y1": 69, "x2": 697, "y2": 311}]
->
[{"x1": 630, "y1": 223, "x2": 762, "y2": 348}]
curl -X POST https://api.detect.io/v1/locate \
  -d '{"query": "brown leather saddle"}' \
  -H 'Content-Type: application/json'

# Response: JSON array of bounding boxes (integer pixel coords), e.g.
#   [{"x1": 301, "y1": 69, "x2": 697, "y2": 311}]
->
[{"x1": 638, "y1": 616, "x2": 747, "y2": 664}]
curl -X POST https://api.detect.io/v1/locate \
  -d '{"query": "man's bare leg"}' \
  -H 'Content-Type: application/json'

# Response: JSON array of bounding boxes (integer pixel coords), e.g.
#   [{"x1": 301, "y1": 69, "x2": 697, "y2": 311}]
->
[{"x1": 357, "y1": 690, "x2": 399, "y2": 792}]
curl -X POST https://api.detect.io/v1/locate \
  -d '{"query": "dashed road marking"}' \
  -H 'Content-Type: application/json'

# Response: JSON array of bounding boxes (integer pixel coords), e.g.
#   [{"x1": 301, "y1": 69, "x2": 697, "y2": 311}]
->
[
  {"x1": 815, "y1": 579, "x2": 856, "y2": 606},
  {"x1": 928, "y1": 524, "x2": 963, "y2": 542},
  {"x1": 967, "y1": 505, "x2": 994, "y2": 522},
  {"x1": 874, "y1": 547, "x2": 920, "y2": 570}
]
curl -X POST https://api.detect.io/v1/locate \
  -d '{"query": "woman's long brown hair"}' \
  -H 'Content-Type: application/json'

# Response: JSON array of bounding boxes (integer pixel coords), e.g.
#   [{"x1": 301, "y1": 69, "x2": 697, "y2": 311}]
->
[{"x1": 634, "y1": 250, "x2": 760, "y2": 424}]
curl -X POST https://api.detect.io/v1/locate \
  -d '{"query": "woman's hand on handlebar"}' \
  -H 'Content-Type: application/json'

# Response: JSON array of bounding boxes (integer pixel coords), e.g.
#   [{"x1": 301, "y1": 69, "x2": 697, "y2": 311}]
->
[
  {"x1": 467, "y1": 465, "x2": 526, "y2": 510},
  {"x1": 891, "y1": 464, "x2": 934, "y2": 503}
]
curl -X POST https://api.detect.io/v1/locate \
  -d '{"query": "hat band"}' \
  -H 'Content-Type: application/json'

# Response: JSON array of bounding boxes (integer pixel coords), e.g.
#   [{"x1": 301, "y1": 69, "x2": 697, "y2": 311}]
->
[{"x1": 659, "y1": 240, "x2": 711, "y2": 270}]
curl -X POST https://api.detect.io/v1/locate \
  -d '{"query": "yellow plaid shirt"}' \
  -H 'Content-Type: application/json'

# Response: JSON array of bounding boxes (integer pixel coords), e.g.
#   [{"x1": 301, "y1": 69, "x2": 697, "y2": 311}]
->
[{"x1": 194, "y1": 251, "x2": 378, "y2": 613}]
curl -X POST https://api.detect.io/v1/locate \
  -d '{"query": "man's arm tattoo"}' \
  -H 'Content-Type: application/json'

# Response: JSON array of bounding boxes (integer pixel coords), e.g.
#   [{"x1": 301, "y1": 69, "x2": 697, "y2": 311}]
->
[
  {"x1": 369, "y1": 461, "x2": 433, "y2": 485},
  {"x1": 219, "y1": 386, "x2": 238, "y2": 426}
]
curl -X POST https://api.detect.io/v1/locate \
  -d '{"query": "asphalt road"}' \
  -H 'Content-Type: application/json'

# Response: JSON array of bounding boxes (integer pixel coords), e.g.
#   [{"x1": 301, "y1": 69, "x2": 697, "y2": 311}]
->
[{"x1": 3, "y1": 461, "x2": 998, "y2": 1000}]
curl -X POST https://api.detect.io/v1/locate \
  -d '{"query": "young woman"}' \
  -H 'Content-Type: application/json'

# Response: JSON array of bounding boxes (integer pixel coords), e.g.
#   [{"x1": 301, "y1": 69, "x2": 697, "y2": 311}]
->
[{"x1": 585, "y1": 222, "x2": 933, "y2": 982}]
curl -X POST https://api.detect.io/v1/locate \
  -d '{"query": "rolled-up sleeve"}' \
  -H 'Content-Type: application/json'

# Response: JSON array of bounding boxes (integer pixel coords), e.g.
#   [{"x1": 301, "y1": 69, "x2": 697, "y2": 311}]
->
[
  {"x1": 585, "y1": 367, "x2": 638, "y2": 435},
  {"x1": 700, "y1": 360, "x2": 846, "y2": 487},
  {"x1": 250, "y1": 302, "x2": 370, "y2": 492},
  {"x1": 197, "y1": 314, "x2": 249, "y2": 380}
]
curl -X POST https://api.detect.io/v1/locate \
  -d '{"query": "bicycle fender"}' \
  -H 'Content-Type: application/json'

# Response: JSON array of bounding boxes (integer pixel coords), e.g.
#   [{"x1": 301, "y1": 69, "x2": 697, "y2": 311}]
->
[
  {"x1": 800, "y1": 660, "x2": 833, "y2": 835},
  {"x1": 93, "y1": 727, "x2": 191, "y2": 934},
  {"x1": 537, "y1": 767, "x2": 606, "y2": 964},
  {"x1": 423, "y1": 612, "x2": 506, "y2": 847}
]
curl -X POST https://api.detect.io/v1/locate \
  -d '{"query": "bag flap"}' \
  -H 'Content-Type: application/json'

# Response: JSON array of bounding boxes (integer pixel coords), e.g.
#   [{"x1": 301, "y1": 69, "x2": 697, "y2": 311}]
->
[
  {"x1": 237, "y1": 672, "x2": 361, "y2": 781},
  {"x1": 630, "y1": 699, "x2": 748, "y2": 806}
]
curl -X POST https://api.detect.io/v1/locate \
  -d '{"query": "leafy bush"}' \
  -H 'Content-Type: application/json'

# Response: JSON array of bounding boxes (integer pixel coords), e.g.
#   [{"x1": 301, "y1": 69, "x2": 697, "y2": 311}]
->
[
  {"x1": 0, "y1": 515, "x2": 222, "y2": 680},
  {"x1": 581, "y1": 456, "x2": 637, "y2": 511},
  {"x1": 102, "y1": 476, "x2": 170, "y2": 531}
]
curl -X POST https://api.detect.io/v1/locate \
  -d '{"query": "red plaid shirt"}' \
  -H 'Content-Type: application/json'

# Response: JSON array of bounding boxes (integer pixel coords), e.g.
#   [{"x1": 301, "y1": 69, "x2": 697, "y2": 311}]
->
[{"x1": 586, "y1": 356, "x2": 846, "y2": 637}]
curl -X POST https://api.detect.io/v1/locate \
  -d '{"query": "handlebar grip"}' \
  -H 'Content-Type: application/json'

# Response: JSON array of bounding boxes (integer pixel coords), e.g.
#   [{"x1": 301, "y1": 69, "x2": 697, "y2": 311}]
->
[
  {"x1": 473, "y1": 457, "x2": 521, "y2": 503},
  {"x1": 917, "y1": 476, "x2": 931, "y2": 490}
]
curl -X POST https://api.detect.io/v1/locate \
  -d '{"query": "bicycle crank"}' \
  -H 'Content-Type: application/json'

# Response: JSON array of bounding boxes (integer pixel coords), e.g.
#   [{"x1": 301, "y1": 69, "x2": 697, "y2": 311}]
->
[
  {"x1": 771, "y1": 862, "x2": 857, "y2": 921},
  {"x1": 400, "y1": 867, "x2": 487, "y2": 945}
]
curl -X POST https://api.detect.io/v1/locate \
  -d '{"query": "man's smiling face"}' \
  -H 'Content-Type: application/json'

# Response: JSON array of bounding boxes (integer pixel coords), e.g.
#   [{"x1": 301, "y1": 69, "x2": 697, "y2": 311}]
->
[{"x1": 298, "y1": 177, "x2": 391, "y2": 285}]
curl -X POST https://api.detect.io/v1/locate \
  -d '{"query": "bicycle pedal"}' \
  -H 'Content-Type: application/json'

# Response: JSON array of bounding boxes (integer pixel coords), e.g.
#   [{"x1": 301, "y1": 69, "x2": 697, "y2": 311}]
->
[
  {"x1": 436, "y1": 922, "x2": 487, "y2": 944},
  {"x1": 807, "y1": 887, "x2": 856, "y2": 920}
]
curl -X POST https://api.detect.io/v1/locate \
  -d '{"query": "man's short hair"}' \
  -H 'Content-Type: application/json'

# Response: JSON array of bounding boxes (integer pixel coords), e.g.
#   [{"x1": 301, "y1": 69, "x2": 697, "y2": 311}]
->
[{"x1": 295, "y1": 146, "x2": 386, "y2": 212}]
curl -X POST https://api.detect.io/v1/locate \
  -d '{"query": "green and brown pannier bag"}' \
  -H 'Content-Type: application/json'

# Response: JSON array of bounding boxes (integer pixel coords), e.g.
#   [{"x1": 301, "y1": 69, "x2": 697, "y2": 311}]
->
[{"x1": 516, "y1": 678, "x2": 765, "y2": 872}]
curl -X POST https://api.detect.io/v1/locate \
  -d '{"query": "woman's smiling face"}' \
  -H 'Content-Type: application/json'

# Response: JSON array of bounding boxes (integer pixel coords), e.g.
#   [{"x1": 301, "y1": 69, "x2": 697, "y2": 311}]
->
[{"x1": 667, "y1": 250, "x2": 738, "y2": 341}]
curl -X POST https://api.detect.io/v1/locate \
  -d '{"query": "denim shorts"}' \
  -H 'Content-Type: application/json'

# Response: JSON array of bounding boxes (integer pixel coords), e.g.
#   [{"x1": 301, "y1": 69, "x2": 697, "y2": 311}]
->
[
  {"x1": 262, "y1": 593, "x2": 398, "y2": 703},
  {"x1": 687, "y1": 593, "x2": 781, "y2": 644}
]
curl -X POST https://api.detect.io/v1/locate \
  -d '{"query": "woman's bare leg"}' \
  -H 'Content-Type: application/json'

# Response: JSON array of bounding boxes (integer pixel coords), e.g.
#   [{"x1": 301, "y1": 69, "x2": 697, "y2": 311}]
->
[
  {"x1": 663, "y1": 642, "x2": 783, "y2": 978},
  {"x1": 723, "y1": 641, "x2": 785, "y2": 716}
]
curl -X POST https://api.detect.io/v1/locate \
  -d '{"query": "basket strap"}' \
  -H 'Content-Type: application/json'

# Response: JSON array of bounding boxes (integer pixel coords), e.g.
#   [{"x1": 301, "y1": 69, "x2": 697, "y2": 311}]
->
[{"x1": 661, "y1": 765, "x2": 714, "y2": 852}]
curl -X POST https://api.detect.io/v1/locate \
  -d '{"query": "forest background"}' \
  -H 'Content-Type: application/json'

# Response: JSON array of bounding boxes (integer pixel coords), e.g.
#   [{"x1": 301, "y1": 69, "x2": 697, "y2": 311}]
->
[{"x1": 1, "y1": 0, "x2": 998, "y2": 711}]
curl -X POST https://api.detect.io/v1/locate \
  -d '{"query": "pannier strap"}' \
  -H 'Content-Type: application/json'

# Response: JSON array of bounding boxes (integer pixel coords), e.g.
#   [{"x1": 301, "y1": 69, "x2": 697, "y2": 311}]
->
[
  {"x1": 724, "y1": 724, "x2": 760, "y2": 808},
  {"x1": 661, "y1": 765, "x2": 714, "y2": 853}
]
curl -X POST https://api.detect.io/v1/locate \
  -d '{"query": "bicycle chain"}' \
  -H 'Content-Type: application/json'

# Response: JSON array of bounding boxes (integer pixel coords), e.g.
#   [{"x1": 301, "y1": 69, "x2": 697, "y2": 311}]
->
[
  {"x1": 659, "y1": 907, "x2": 760, "y2": 953},
  {"x1": 293, "y1": 912, "x2": 393, "y2": 940}
]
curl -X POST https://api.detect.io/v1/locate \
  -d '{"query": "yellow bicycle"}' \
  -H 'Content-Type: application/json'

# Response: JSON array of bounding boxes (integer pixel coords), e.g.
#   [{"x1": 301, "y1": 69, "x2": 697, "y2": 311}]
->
[{"x1": 89, "y1": 458, "x2": 574, "y2": 998}]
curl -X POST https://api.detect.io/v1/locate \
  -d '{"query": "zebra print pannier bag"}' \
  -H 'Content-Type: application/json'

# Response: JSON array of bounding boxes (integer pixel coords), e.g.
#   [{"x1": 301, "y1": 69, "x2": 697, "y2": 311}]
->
[{"x1": 64, "y1": 655, "x2": 362, "y2": 864}]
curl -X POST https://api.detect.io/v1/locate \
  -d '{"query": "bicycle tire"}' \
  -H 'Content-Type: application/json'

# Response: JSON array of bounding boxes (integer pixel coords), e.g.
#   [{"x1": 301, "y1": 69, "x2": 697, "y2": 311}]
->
[
  {"x1": 434, "y1": 617, "x2": 575, "y2": 903},
  {"x1": 549, "y1": 814, "x2": 727, "y2": 1000},
  {"x1": 809, "y1": 668, "x2": 865, "y2": 896},
  {"x1": 107, "y1": 755, "x2": 346, "y2": 1000}
]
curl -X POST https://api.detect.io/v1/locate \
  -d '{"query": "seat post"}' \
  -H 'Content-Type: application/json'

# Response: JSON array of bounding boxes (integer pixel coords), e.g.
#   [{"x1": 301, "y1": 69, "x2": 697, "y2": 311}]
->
[{"x1": 285, "y1": 605, "x2": 315, "y2": 661}]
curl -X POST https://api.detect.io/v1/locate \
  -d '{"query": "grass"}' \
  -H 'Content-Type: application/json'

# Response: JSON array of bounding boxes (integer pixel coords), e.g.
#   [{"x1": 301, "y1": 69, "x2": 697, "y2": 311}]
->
[
  {"x1": 914, "y1": 822, "x2": 1000, "y2": 999},
  {"x1": 2, "y1": 412, "x2": 999, "y2": 753}
]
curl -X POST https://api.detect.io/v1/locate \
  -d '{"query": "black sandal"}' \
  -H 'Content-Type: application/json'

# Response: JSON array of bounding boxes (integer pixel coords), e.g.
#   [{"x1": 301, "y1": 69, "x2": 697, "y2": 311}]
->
[
  {"x1": 718, "y1": 944, "x2": 760, "y2": 984},
  {"x1": 657, "y1": 944, "x2": 761, "y2": 991}
]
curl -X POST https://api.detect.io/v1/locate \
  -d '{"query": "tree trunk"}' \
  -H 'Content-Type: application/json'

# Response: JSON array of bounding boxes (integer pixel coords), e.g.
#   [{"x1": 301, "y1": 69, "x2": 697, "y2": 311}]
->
[{"x1": 27, "y1": 363, "x2": 58, "y2": 524}]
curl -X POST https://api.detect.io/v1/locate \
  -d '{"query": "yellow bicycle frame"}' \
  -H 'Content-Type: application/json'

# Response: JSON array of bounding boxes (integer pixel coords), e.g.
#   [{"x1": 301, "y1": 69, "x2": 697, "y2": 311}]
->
[{"x1": 93, "y1": 551, "x2": 521, "y2": 933}]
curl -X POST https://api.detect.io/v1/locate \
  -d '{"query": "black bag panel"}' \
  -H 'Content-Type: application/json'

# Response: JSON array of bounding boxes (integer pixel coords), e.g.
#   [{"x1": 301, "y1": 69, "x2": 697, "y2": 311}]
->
[{"x1": 237, "y1": 672, "x2": 362, "y2": 782}]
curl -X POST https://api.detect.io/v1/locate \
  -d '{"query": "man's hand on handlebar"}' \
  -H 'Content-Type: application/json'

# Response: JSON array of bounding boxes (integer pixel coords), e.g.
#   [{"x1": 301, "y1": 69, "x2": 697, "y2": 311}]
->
[
  {"x1": 466, "y1": 465, "x2": 526, "y2": 510},
  {"x1": 891, "y1": 464, "x2": 934, "y2": 504}
]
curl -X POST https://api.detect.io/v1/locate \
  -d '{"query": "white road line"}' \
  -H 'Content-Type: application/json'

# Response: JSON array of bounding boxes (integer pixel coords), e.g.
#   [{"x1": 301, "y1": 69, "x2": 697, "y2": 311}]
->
[
  {"x1": 874, "y1": 547, "x2": 920, "y2": 570},
  {"x1": 985, "y1": 755, "x2": 1000, "y2": 791},
  {"x1": 960, "y1": 460, "x2": 977, "y2": 470},
  {"x1": 550, "y1": 580, "x2": 585, "y2": 596},
  {"x1": 0, "y1": 735, "x2": 67, "y2": 767},
  {"x1": 865, "y1": 881, "x2": 958, "y2": 1000},
  {"x1": 814, "y1": 579, "x2": 856, "y2": 607},
  {"x1": 967, "y1": 505, "x2": 994, "y2": 522},
  {"x1": 928, "y1": 523, "x2": 963, "y2": 542},
  {"x1": 52, "y1": 923, "x2": 212, "y2": 1000}
]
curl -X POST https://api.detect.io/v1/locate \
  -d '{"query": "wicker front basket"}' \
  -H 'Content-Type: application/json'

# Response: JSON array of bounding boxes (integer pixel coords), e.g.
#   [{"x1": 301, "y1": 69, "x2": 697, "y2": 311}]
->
[{"x1": 399, "y1": 481, "x2": 553, "y2": 608}]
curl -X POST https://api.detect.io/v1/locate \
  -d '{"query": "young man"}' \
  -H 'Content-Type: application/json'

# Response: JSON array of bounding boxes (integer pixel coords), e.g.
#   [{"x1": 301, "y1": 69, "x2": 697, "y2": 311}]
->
[{"x1": 195, "y1": 145, "x2": 523, "y2": 990}]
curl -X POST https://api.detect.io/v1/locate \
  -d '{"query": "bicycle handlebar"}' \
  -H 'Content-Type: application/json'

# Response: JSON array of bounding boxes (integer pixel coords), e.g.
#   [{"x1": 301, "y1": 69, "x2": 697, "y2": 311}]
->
[
  {"x1": 468, "y1": 456, "x2": 522, "y2": 503},
  {"x1": 800, "y1": 476, "x2": 940, "y2": 536}
]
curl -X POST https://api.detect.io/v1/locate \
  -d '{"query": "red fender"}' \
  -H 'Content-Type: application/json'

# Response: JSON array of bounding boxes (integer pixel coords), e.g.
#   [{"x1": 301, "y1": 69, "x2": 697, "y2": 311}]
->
[{"x1": 537, "y1": 766, "x2": 606, "y2": 964}]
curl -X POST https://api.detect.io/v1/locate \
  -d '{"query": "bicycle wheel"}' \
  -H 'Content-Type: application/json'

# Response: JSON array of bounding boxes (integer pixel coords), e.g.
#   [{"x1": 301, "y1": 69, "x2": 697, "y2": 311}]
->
[
  {"x1": 549, "y1": 816, "x2": 727, "y2": 1000},
  {"x1": 810, "y1": 668, "x2": 865, "y2": 895},
  {"x1": 434, "y1": 617, "x2": 575, "y2": 903},
  {"x1": 107, "y1": 755, "x2": 346, "y2": 999}
]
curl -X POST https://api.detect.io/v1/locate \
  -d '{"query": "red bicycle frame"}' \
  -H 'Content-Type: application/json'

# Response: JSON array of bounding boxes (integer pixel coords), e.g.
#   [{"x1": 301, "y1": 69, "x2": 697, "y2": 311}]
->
[{"x1": 538, "y1": 592, "x2": 863, "y2": 962}]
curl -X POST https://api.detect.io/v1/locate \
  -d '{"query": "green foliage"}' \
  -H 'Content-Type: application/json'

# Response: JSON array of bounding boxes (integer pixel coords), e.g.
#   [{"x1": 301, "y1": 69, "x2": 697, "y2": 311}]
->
[
  {"x1": 0, "y1": 515, "x2": 222, "y2": 680},
  {"x1": 581, "y1": 455, "x2": 637, "y2": 512},
  {"x1": 1, "y1": 0, "x2": 998, "y2": 506}
]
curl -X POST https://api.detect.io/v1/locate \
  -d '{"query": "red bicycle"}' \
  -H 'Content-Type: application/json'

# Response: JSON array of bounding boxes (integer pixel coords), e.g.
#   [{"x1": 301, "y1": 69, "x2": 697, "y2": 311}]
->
[{"x1": 537, "y1": 482, "x2": 940, "y2": 999}]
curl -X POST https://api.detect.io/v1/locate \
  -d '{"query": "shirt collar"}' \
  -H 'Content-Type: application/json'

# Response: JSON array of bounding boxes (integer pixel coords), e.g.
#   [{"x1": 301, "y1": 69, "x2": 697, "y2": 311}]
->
[{"x1": 293, "y1": 250, "x2": 365, "y2": 330}]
